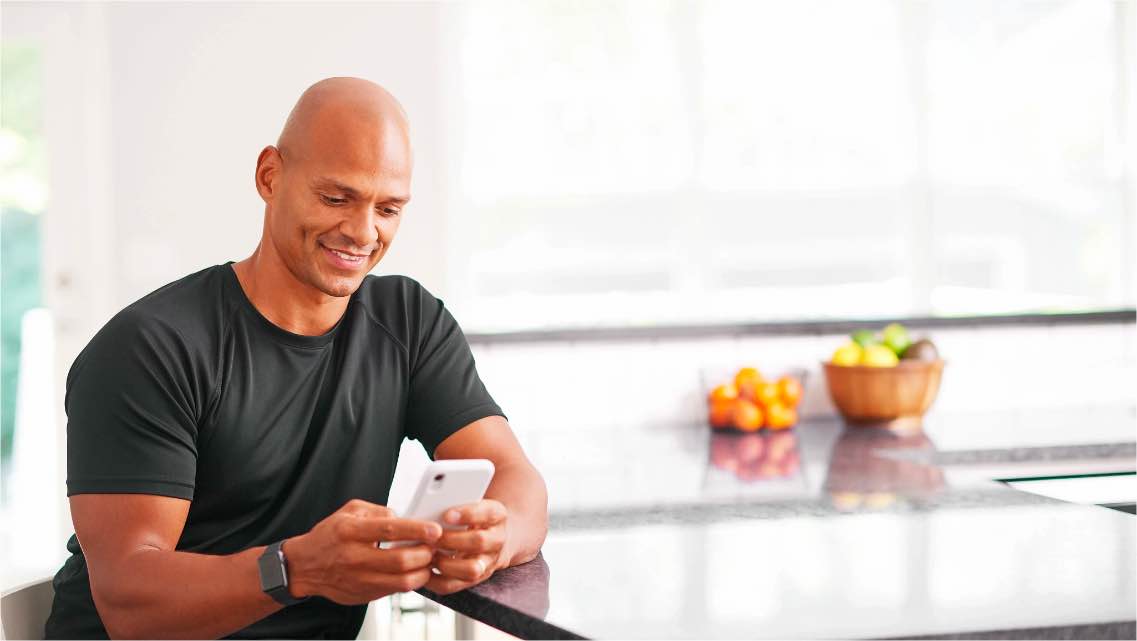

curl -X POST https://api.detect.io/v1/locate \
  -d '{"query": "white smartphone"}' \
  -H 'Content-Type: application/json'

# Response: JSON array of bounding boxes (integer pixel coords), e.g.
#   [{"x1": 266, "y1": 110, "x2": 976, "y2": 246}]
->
[{"x1": 380, "y1": 459, "x2": 495, "y2": 549}]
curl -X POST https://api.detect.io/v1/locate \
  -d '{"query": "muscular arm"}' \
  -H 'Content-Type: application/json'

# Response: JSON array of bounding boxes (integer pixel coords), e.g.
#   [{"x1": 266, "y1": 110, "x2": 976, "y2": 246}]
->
[
  {"x1": 434, "y1": 415, "x2": 548, "y2": 568},
  {"x1": 69, "y1": 494, "x2": 280, "y2": 640},
  {"x1": 71, "y1": 494, "x2": 442, "y2": 639}
]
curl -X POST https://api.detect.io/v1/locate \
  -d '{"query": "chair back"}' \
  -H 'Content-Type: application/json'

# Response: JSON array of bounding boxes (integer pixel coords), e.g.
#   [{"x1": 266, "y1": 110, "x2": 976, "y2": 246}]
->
[{"x1": 1, "y1": 578, "x2": 54, "y2": 640}]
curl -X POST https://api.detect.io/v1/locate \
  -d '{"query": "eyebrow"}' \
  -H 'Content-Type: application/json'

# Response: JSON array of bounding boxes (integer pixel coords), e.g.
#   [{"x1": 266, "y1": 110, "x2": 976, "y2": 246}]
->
[{"x1": 312, "y1": 177, "x2": 410, "y2": 204}]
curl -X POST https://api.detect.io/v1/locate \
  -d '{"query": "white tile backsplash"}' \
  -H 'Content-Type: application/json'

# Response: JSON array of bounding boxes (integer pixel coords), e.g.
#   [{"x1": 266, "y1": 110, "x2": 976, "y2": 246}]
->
[{"x1": 469, "y1": 322, "x2": 1136, "y2": 431}]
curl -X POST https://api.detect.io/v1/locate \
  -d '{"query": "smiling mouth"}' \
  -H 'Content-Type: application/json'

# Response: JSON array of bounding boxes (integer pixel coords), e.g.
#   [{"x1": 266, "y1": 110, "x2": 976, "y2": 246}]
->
[{"x1": 321, "y1": 243, "x2": 371, "y2": 267}]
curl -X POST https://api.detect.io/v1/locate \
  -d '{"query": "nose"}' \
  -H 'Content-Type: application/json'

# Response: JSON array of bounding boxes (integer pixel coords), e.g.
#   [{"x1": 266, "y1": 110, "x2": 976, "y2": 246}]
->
[{"x1": 339, "y1": 204, "x2": 380, "y2": 251}]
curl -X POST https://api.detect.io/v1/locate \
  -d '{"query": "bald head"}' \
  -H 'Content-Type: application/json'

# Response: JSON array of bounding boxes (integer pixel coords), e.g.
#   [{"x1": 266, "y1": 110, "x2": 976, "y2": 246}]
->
[
  {"x1": 251, "y1": 77, "x2": 414, "y2": 300},
  {"x1": 277, "y1": 77, "x2": 410, "y2": 167}
]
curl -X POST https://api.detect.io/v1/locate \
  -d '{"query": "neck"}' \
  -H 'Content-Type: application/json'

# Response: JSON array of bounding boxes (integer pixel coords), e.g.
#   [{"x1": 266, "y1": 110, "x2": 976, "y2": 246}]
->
[{"x1": 232, "y1": 241, "x2": 349, "y2": 336}]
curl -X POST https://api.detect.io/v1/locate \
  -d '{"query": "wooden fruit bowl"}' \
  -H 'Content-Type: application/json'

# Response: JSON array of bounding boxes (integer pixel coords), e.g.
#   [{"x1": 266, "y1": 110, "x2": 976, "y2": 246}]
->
[{"x1": 822, "y1": 360, "x2": 945, "y2": 425}]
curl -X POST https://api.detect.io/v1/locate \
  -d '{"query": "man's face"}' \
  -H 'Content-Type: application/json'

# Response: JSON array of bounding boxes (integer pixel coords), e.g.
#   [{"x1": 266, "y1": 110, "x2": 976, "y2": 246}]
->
[{"x1": 263, "y1": 121, "x2": 412, "y2": 298}]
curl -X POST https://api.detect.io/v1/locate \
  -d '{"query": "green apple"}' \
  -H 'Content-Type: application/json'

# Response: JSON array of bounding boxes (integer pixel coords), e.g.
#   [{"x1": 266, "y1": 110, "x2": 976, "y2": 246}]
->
[{"x1": 881, "y1": 322, "x2": 911, "y2": 356}]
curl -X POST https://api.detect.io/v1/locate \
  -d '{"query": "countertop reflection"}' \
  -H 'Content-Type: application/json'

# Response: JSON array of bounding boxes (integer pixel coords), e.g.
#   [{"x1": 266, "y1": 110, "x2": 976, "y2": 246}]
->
[{"x1": 425, "y1": 407, "x2": 1136, "y2": 639}]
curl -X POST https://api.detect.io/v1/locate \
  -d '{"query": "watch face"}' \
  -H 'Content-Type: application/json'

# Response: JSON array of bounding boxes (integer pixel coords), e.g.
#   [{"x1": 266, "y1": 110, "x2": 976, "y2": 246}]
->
[{"x1": 258, "y1": 547, "x2": 287, "y2": 592}]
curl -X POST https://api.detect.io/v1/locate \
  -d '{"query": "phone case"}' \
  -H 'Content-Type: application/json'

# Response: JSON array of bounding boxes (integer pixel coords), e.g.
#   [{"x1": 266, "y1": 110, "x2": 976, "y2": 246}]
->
[{"x1": 381, "y1": 459, "x2": 495, "y2": 548}]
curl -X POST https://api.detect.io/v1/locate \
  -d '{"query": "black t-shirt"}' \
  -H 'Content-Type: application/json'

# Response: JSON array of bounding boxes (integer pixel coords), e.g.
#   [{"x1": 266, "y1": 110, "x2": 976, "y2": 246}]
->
[{"x1": 44, "y1": 263, "x2": 503, "y2": 639}]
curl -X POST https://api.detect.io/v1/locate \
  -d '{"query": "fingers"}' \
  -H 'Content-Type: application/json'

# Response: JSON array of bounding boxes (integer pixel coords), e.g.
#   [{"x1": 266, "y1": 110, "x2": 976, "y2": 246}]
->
[
  {"x1": 361, "y1": 544, "x2": 437, "y2": 574},
  {"x1": 339, "y1": 543, "x2": 443, "y2": 576},
  {"x1": 437, "y1": 524, "x2": 506, "y2": 554},
  {"x1": 442, "y1": 499, "x2": 507, "y2": 528},
  {"x1": 365, "y1": 566, "x2": 435, "y2": 594},
  {"x1": 424, "y1": 572, "x2": 473, "y2": 596},
  {"x1": 338, "y1": 516, "x2": 442, "y2": 544},
  {"x1": 432, "y1": 552, "x2": 495, "y2": 583},
  {"x1": 340, "y1": 499, "x2": 394, "y2": 520}
]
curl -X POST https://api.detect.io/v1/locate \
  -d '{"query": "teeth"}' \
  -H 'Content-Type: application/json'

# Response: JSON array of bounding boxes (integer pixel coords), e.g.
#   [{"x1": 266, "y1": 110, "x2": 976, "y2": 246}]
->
[{"x1": 331, "y1": 249, "x2": 364, "y2": 262}]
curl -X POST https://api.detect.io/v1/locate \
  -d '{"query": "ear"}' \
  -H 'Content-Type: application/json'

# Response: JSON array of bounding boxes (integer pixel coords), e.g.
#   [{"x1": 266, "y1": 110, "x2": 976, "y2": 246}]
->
[{"x1": 254, "y1": 145, "x2": 282, "y2": 202}]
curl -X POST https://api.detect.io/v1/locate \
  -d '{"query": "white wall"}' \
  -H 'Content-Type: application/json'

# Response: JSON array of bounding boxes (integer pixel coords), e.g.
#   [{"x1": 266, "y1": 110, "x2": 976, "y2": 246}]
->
[{"x1": 28, "y1": 2, "x2": 454, "y2": 354}]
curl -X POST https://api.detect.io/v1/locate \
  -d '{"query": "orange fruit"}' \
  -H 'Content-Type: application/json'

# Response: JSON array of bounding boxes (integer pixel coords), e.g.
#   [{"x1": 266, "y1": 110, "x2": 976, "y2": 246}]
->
[
  {"x1": 765, "y1": 402, "x2": 797, "y2": 430},
  {"x1": 708, "y1": 399, "x2": 735, "y2": 429},
  {"x1": 777, "y1": 376, "x2": 803, "y2": 407},
  {"x1": 754, "y1": 381, "x2": 780, "y2": 408},
  {"x1": 708, "y1": 383, "x2": 739, "y2": 404},
  {"x1": 734, "y1": 367, "x2": 764, "y2": 399},
  {"x1": 732, "y1": 399, "x2": 764, "y2": 432}
]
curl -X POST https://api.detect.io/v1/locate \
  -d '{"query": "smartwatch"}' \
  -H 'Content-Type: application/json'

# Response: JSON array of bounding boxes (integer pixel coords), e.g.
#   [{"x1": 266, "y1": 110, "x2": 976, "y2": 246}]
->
[{"x1": 258, "y1": 540, "x2": 308, "y2": 606}]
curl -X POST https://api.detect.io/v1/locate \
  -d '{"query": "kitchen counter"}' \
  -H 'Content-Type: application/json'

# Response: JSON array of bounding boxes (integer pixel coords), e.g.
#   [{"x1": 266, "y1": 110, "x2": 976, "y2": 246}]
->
[{"x1": 420, "y1": 405, "x2": 1136, "y2": 639}]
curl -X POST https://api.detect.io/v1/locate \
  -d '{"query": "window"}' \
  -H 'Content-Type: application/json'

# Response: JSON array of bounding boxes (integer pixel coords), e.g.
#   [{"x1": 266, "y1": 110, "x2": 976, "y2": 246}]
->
[
  {"x1": 1, "y1": 42, "x2": 45, "y2": 495},
  {"x1": 446, "y1": 0, "x2": 1133, "y2": 332}
]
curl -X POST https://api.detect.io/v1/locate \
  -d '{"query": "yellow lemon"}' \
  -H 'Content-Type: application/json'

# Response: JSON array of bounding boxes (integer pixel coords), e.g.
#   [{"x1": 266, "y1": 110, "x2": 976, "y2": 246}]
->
[
  {"x1": 861, "y1": 344, "x2": 899, "y2": 367},
  {"x1": 830, "y1": 342, "x2": 863, "y2": 366}
]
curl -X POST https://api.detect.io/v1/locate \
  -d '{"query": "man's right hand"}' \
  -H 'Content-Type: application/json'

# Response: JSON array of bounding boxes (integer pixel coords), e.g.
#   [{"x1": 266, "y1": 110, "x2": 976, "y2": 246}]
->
[{"x1": 284, "y1": 499, "x2": 443, "y2": 605}]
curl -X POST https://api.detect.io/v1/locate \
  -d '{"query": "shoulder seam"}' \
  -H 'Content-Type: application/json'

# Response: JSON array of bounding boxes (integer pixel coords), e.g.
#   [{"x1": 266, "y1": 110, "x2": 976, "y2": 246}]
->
[
  {"x1": 115, "y1": 309, "x2": 203, "y2": 430},
  {"x1": 161, "y1": 319, "x2": 207, "y2": 430},
  {"x1": 206, "y1": 301, "x2": 241, "y2": 430},
  {"x1": 356, "y1": 300, "x2": 411, "y2": 357}
]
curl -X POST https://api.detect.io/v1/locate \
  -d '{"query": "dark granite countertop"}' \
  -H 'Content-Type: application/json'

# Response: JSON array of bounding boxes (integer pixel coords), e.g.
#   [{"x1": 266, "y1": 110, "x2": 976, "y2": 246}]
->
[{"x1": 420, "y1": 406, "x2": 1136, "y2": 639}]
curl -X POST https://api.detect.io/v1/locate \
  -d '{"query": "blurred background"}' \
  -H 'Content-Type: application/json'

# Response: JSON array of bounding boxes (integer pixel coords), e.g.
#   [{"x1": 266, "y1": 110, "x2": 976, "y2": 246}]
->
[{"x1": 1, "y1": 0, "x2": 1134, "y2": 618}]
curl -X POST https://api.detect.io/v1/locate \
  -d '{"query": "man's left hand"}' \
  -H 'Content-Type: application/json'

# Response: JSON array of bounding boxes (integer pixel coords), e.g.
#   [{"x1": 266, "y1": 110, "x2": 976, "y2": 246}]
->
[{"x1": 425, "y1": 499, "x2": 511, "y2": 595}]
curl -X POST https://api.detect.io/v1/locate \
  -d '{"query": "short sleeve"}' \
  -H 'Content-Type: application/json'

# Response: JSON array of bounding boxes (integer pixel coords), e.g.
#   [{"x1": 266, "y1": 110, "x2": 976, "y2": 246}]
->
[
  {"x1": 65, "y1": 310, "x2": 203, "y2": 500},
  {"x1": 403, "y1": 288, "x2": 504, "y2": 458}
]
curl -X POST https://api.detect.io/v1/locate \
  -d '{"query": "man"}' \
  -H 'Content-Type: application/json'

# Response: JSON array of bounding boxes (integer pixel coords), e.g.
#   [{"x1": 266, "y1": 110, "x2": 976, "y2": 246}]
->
[{"x1": 44, "y1": 77, "x2": 548, "y2": 639}]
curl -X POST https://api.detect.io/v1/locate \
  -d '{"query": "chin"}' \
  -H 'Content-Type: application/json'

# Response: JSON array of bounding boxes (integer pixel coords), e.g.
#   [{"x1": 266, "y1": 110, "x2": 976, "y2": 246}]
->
[
  {"x1": 318, "y1": 275, "x2": 364, "y2": 298},
  {"x1": 303, "y1": 264, "x2": 364, "y2": 297}
]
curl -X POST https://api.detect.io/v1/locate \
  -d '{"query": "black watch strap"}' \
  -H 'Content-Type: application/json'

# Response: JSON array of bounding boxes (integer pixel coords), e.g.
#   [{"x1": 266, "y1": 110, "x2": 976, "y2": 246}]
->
[{"x1": 258, "y1": 540, "x2": 308, "y2": 606}]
